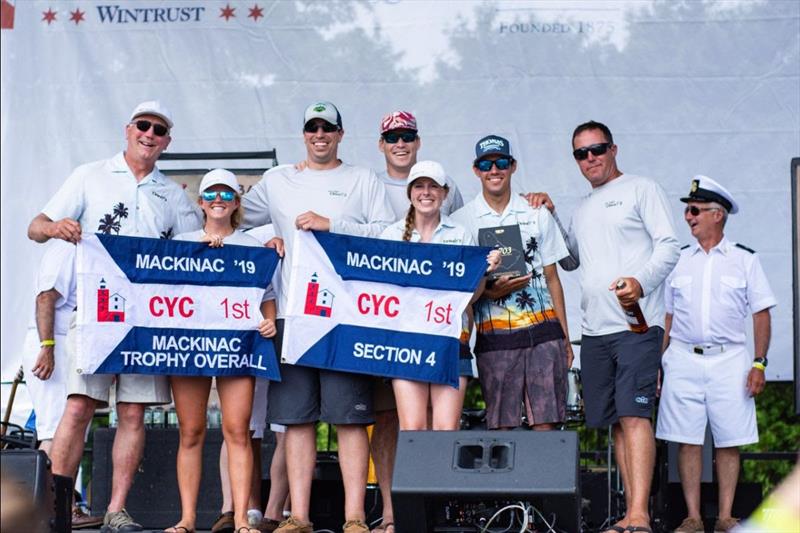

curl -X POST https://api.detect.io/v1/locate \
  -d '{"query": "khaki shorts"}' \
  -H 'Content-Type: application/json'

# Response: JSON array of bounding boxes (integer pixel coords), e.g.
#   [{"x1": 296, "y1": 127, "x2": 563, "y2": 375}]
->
[{"x1": 66, "y1": 315, "x2": 171, "y2": 406}]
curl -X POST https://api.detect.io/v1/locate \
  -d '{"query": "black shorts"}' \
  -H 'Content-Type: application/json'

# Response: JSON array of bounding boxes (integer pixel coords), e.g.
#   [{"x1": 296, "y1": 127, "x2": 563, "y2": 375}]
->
[
  {"x1": 580, "y1": 327, "x2": 663, "y2": 428},
  {"x1": 267, "y1": 320, "x2": 374, "y2": 426}
]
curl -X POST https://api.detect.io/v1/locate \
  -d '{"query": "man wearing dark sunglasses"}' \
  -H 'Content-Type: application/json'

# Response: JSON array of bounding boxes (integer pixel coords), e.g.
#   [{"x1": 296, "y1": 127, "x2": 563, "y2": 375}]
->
[
  {"x1": 657, "y1": 176, "x2": 775, "y2": 533},
  {"x1": 26, "y1": 100, "x2": 202, "y2": 533},
  {"x1": 376, "y1": 110, "x2": 463, "y2": 220},
  {"x1": 241, "y1": 101, "x2": 392, "y2": 533},
  {"x1": 452, "y1": 135, "x2": 574, "y2": 435},
  {"x1": 534, "y1": 121, "x2": 679, "y2": 533}
]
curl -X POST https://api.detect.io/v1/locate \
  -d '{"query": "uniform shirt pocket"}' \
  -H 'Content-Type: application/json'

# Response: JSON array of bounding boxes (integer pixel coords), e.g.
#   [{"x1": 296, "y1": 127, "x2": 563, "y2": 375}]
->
[
  {"x1": 720, "y1": 275, "x2": 747, "y2": 311},
  {"x1": 670, "y1": 275, "x2": 692, "y2": 305}
]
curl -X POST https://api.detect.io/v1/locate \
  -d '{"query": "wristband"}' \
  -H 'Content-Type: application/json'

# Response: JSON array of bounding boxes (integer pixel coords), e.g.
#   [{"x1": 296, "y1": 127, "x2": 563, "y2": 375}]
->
[
  {"x1": 752, "y1": 361, "x2": 766, "y2": 371},
  {"x1": 40, "y1": 339, "x2": 56, "y2": 347}
]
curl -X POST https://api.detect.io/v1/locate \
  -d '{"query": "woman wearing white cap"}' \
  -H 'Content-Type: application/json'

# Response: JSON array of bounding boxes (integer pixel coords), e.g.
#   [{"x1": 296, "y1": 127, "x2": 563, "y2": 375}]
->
[
  {"x1": 167, "y1": 169, "x2": 277, "y2": 533},
  {"x1": 380, "y1": 161, "x2": 500, "y2": 432}
]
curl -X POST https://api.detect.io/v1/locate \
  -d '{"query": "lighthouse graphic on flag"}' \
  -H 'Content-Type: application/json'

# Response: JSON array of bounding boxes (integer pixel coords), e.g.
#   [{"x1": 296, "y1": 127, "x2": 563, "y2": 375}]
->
[
  {"x1": 96, "y1": 278, "x2": 126, "y2": 322},
  {"x1": 304, "y1": 273, "x2": 334, "y2": 318}
]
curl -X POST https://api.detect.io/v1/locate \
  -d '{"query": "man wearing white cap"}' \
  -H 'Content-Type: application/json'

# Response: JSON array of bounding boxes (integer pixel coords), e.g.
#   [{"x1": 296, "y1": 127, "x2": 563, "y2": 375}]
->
[
  {"x1": 241, "y1": 101, "x2": 392, "y2": 533},
  {"x1": 27, "y1": 100, "x2": 202, "y2": 532},
  {"x1": 657, "y1": 175, "x2": 776, "y2": 533}
]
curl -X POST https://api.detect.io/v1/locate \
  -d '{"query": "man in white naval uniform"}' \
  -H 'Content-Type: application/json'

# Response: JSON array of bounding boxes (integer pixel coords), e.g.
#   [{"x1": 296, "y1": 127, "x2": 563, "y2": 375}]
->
[{"x1": 657, "y1": 175, "x2": 776, "y2": 533}]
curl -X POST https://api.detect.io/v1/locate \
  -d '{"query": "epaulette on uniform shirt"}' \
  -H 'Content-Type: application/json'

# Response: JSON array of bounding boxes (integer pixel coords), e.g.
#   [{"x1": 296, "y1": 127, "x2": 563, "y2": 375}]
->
[
  {"x1": 735, "y1": 243, "x2": 756, "y2": 254},
  {"x1": 681, "y1": 244, "x2": 690, "y2": 250}
]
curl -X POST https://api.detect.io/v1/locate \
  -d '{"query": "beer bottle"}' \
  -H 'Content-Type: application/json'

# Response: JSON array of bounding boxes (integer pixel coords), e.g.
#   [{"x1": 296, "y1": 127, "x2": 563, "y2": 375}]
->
[{"x1": 616, "y1": 279, "x2": 648, "y2": 334}]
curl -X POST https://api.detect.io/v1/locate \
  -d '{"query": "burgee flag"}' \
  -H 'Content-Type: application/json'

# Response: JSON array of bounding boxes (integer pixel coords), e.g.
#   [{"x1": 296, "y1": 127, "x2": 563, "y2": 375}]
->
[
  {"x1": 76, "y1": 234, "x2": 280, "y2": 379},
  {"x1": 282, "y1": 231, "x2": 490, "y2": 387}
]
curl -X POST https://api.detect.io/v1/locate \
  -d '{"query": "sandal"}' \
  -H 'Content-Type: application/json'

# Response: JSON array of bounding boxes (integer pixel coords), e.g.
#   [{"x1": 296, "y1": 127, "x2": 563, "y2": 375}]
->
[
  {"x1": 163, "y1": 527, "x2": 195, "y2": 533},
  {"x1": 236, "y1": 528, "x2": 260, "y2": 533},
  {"x1": 372, "y1": 522, "x2": 395, "y2": 533},
  {"x1": 602, "y1": 527, "x2": 627, "y2": 533}
]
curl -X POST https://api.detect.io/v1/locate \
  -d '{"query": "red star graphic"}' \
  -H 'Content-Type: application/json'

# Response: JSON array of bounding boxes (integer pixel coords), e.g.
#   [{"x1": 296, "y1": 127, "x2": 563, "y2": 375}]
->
[
  {"x1": 69, "y1": 8, "x2": 85, "y2": 25},
  {"x1": 219, "y1": 4, "x2": 235, "y2": 21},
  {"x1": 41, "y1": 7, "x2": 57, "y2": 25},
  {"x1": 248, "y1": 4, "x2": 264, "y2": 21}
]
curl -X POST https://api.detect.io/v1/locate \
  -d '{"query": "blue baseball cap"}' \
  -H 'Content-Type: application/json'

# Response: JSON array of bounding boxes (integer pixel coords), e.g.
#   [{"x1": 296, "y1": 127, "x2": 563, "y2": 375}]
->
[{"x1": 474, "y1": 134, "x2": 513, "y2": 163}]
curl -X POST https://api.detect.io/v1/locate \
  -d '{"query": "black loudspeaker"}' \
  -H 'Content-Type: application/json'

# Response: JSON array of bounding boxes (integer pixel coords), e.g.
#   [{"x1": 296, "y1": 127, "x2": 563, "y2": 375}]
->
[
  {"x1": 392, "y1": 431, "x2": 581, "y2": 532},
  {"x1": 92, "y1": 428, "x2": 224, "y2": 529},
  {"x1": 0, "y1": 449, "x2": 70, "y2": 532}
]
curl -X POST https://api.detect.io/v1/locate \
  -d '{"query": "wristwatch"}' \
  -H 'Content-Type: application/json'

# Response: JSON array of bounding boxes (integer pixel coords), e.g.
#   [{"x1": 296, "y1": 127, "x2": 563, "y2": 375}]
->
[{"x1": 753, "y1": 357, "x2": 768, "y2": 369}]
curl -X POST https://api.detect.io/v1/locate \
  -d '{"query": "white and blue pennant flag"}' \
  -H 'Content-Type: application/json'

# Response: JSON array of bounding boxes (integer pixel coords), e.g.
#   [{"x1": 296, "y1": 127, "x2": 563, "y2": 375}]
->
[
  {"x1": 76, "y1": 234, "x2": 280, "y2": 379},
  {"x1": 283, "y1": 231, "x2": 490, "y2": 387}
]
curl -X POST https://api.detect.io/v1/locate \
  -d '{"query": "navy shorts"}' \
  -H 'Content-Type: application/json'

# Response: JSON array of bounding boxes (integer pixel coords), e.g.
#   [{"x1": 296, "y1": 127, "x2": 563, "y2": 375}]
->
[
  {"x1": 267, "y1": 320, "x2": 374, "y2": 426},
  {"x1": 580, "y1": 327, "x2": 663, "y2": 428}
]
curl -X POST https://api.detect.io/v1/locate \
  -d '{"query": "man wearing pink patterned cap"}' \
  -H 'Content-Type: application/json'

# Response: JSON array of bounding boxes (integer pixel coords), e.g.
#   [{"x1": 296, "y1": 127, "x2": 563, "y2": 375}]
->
[
  {"x1": 368, "y1": 111, "x2": 465, "y2": 533},
  {"x1": 376, "y1": 111, "x2": 463, "y2": 219}
]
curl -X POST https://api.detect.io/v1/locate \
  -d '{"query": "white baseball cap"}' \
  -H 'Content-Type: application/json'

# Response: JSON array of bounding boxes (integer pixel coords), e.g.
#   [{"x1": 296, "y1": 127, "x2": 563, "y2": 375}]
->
[
  {"x1": 130, "y1": 100, "x2": 174, "y2": 129},
  {"x1": 407, "y1": 160, "x2": 447, "y2": 189},
  {"x1": 303, "y1": 101, "x2": 342, "y2": 129},
  {"x1": 199, "y1": 169, "x2": 239, "y2": 194}
]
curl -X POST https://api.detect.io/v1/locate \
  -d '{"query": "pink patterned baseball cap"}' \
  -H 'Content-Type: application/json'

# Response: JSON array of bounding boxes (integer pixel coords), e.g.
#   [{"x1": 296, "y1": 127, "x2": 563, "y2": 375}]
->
[{"x1": 380, "y1": 111, "x2": 418, "y2": 134}]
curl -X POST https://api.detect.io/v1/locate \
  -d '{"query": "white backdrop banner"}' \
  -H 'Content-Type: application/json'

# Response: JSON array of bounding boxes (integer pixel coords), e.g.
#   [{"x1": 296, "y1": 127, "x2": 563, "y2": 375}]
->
[{"x1": 2, "y1": 0, "x2": 798, "y2": 422}]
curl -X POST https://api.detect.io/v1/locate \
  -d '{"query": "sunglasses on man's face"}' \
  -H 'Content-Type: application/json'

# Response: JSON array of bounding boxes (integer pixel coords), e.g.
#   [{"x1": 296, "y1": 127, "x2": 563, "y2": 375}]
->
[
  {"x1": 132, "y1": 119, "x2": 169, "y2": 137},
  {"x1": 684, "y1": 205, "x2": 719, "y2": 216},
  {"x1": 572, "y1": 142, "x2": 612, "y2": 161},
  {"x1": 475, "y1": 157, "x2": 513, "y2": 172},
  {"x1": 201, "y1": 190, "x2": 236, "y2": 202},
  {"x1": 304, "y1": 121, "x2": 339, "y2": 133},
  {"x1": 382, "y1": 131, "x2": 417, "y2": 144}
]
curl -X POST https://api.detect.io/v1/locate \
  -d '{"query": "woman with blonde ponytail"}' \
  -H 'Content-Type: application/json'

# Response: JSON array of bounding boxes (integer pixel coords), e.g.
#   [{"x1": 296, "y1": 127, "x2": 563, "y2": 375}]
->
[{"x1": 380, "y1": 161, "x2": 500, "y2": 431}]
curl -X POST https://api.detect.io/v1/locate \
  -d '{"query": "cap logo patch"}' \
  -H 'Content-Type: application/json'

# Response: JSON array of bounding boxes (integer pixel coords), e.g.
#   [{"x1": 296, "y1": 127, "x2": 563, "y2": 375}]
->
[
  {"x1": 690, "y1": 179, "x2": 699, "y2": 193},
  {"x1": 479, "y1": 138, "x2": 504, "y2": 151},
  {"x1": 313, "y1": 104, "x2": 326, "y2": 112}
]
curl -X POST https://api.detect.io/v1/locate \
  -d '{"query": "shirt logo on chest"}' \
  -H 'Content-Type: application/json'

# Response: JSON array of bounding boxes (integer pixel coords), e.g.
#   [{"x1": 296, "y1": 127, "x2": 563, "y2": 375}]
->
[
  {"x1": 328, "y1": 190, "x2": 347, "y2": 197},
  {"x1": 604, "y1": 200, "x2": 623, "y2": 208}
]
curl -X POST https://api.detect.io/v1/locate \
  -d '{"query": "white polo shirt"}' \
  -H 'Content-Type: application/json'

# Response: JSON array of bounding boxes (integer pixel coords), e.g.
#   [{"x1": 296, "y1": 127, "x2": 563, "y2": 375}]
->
[
  {"x1": 376, "y1": 170, "x2": 465, "y2": 220},
  {"x1": 665, "y1": 237, "x2": 777, "y2": 345},
  {"x1": 42, "y1": 152, "x2": 202, "y2": 239},
  {"x1": 380, "y1": 214, "x2": 474, "y2": 245},
  {"x1": 27, "y1": 240, "x2": 77, "y2": 336},
  {"x1": 241, "y1": 163, "x2": 393, "y2": 315},
  {"x1": 566, "y1": 174, "x2": 680, "y2": 335}
]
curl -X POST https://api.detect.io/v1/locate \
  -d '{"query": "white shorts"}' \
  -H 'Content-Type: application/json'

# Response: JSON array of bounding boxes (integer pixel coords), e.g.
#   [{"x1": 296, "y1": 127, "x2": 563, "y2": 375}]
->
[
  {"x1": 22, "y1": 328, "x2": 68, "y2": 440},
  {"x1": 66, "y1": 316, "x2": 171, "y2": 406},
  {"x1": 249, "y1": 377, "x2": 285, "y2": 438},
  {"x1": 656, "y1": 341, "x2": 758, "y2": 447}
]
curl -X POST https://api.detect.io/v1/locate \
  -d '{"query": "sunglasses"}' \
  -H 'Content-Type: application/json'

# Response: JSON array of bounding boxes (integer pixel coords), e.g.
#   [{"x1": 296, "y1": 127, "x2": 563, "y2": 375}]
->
[
  {"x1": 201, "y1": 190, "x2": 236, "y2": 202},
  {"x1": 684, "y1": 205, "x2": 719, "y2": 216},
  {"x1": 304, "y1": 121, "x2": 339, "y2": 133},
  {"x1": 572, "y1": 142, "x2": 612, "y2": 161},
  {"x1": 475, "y1": 157, "x2": 513, "y2": 172},
  {"x1": 132, "y1": 119, "x2": 169, "y2": 137},
  {"x1": 382, "y1": 131, "x2": 418, "y2": 144}
]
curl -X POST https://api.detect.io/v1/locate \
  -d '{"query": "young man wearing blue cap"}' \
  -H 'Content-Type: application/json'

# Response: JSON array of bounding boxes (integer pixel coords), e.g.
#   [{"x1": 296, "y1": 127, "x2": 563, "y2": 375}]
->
[
  {"x1": 452, "y1": 134, "x2": 574, "y2": 433},
  {"x1": 657, "y1": 175, "x2": 775, "y2": 533},
  {"x1": 241, "y1": 101, "x2": 392, "y2": 533}
]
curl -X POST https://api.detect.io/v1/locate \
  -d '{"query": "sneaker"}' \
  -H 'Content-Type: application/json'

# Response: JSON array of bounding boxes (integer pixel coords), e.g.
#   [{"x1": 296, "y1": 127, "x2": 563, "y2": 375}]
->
[
  {"x1": 274, "y1": 516, "x2": 314, "y2": 533},
  {"x1": 342, "y1": 519, "x2": 370, "y2": 533},
  {"x1": 675, "y1": 517, "x2": 704, "y2": 532},
  {"x1": 714, "y1": 517, "x2": 740, "y2": 532},
  {"x1": 211, "y1": 511, "x2": 235, "y2": 533},
  {"x1": 100, "y1": 508, "x2": 143, "y2": 532},
  {"x1": 258, "y1": 517, "x2": 282, "y2": 532},
  {"x1": 71, "y1": 506, "x2": 104, "y2": 529}
]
